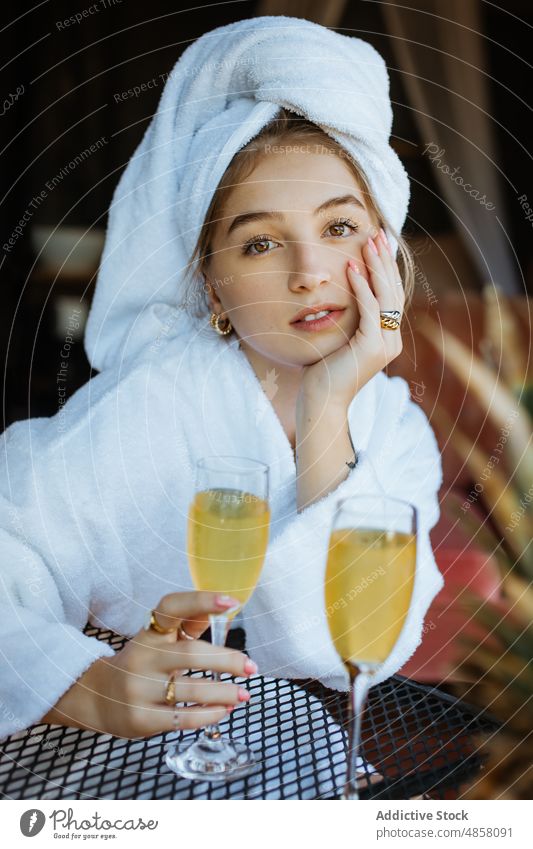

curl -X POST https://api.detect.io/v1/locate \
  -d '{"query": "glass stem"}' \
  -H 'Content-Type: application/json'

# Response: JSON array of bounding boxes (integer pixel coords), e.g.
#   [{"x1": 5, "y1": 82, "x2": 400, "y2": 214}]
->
[
  {"x1": 202, "y1": 613, "x2": 230, "y2": 743},
  {"x1": 342, "y1": 663, "x2": 375, "y2": 800}
]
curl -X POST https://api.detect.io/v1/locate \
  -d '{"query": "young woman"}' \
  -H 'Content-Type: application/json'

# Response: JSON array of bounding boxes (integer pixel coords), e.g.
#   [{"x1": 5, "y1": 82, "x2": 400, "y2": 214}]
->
[
  {"x1": 186, "y1": 109, "x2": 407, "y2": 514},
  {"x1": 0, "y1": 18, "x2": 443, "y2": 742}
]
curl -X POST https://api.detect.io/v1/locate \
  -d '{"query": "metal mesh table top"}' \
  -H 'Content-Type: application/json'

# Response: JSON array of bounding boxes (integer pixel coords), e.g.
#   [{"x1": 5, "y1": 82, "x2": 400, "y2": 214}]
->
[{"x1": 0, "y1": 626, "x2": 500, "y2": 800}]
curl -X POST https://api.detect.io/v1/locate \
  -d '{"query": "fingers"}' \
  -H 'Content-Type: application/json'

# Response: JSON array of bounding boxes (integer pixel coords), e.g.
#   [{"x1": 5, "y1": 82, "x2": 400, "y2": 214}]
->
[
  {"x1": 121, "y1": 703, "x2": 234, "y2": 738},
  {"x1": 133, "y1": 631, "x2": 258, "y2": 679},
  {"x1": 152, "y1": 591, "x2": 240, "y2": 636},
  {"x1": 379, "y1": 228, "x2": 403, "y2": 287},
  {"x1": 147, "y1": 673, "x2": 251, "y2": 707},
  {"x1": 376, "y1": 228, "x2": 398, "y2": 286},
  {"x1": 346, "y1": 227, "x2": 404, "y2": 354},
  {"x1": 374, "y1": 230, "x2": 405, "y2": 306},
  {"x1": 175, "y1": 677, "x2": 251, "y2": 707},
  {"x1": 163, "y1": 640, "x2": 258, "y2": 677},
  {"x1": 173, "y1": 704, "x2": 235, "y2": 731},
  {"x1": 347, "y1": 262, "x2": 380, "y2": 337},
  {"x1": 363, "y1": 234, "x2": 400, "y2": 308},
  {"x1": 347, "y1": 254, "x2": 403, "y2": 366},
  {"x1": 103, "y1": 638, "x2": 256, "y2": 739}
]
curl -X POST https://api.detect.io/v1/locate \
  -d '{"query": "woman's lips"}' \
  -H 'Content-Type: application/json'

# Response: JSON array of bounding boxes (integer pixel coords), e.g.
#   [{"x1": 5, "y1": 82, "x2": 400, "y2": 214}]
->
[{"x1": 290, "y1": 309, "x2": 346, "y2": 332}]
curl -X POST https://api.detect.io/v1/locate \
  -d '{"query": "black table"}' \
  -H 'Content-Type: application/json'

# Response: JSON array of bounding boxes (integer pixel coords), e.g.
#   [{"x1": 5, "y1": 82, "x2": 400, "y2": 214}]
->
[{"x1": 0, "y1": 627, "x2": 500, "y2": 800}]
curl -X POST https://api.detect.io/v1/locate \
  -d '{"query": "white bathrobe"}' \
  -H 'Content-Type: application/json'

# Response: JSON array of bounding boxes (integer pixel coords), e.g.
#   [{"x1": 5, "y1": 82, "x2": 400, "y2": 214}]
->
[{"x1": 0, "y1": 319, "x2": 443, "y2": 741}]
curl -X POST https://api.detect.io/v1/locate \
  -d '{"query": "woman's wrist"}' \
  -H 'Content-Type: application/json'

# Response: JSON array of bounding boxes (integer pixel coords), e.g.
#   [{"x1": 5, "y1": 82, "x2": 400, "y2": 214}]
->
[
  {"x1": 39, "y1": 656, "x2": 109, "y2": 734},
  {"x1": 295, "y1": 401, "x2": 355, "y2": 511},
  {"x1": 296, "y1": 384, "x2": 351, "y2": 429}
]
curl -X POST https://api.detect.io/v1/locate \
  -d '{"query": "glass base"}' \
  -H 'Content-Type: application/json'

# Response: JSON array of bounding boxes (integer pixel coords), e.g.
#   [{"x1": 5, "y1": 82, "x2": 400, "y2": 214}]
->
[
  {"x1": 165, "y1": 734, "x2": 259, "y2": 783},
  {"x1": 340, "y1": 784, "x2": 360, "y2": 800}
]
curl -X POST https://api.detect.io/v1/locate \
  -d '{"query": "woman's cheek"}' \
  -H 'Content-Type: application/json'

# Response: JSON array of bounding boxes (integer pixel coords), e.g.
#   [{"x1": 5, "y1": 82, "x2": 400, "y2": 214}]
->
[{"x1": 231, "y1": 301, "x2": 264, "y2": 334}]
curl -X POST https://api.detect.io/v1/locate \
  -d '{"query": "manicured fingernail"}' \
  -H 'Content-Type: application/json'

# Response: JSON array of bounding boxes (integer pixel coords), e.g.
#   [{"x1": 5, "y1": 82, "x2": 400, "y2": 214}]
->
[
  {"x1": 226, "y1": 705, "x2": 235, "y2": 712},
  {"x1": 368, "y1": 236, "x2": 378, "y2": 255},
  {"x1": 348, "y1": 259, "x2": 360, "y2": 274},
  {"x1": 244, "y1": 659, "x2": 258, "y2": 675},
  {"x1": 215, "y1": 594, "x2": 239, "y2": 609},
  {"x1": 238, "y1": 687, "x2": 250, "y2": 702}
]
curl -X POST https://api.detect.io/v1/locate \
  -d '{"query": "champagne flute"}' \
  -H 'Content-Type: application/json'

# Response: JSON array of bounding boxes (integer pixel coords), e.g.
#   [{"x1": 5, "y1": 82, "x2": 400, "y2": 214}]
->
[
  {"x1": 324, "y1": 494, "x2": 417, "y2": 800},
  {"x1": 165, "y1": 455, "x2": 270, "y2": 781}
]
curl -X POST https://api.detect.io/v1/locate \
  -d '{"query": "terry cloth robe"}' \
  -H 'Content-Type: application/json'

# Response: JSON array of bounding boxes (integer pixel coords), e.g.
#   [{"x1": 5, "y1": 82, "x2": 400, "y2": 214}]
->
[{"x1": 0, "y1": 321, "x2": 443, "y2": 741}]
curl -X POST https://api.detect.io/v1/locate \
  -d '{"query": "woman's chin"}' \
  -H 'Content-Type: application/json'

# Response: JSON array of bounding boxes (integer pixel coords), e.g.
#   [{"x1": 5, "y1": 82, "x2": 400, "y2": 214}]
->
[
  {"x1": 295, "y1": 333, "x2": 352, "y2": 364},
  {"x1": 237, "y1": 328, "x2": 353, "y2": 369}
]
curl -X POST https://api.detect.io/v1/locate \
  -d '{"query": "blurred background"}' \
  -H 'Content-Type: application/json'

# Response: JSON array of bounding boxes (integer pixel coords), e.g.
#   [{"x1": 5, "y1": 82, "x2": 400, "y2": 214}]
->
[{"x1": 1, "y1": 0, "x2": 532, "y2": 797}]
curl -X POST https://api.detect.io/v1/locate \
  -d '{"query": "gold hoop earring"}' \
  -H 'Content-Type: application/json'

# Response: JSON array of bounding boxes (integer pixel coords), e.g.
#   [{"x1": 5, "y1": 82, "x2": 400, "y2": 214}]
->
[{"x1": 210, "y1": 312, "x2": 233, "y2": 335}]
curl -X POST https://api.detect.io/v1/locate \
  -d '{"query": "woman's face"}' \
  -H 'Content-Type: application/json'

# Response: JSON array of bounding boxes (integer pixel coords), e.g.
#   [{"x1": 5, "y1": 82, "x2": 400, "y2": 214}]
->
[{"x1": 205, "y1": 147, "x2": 379, "y2": 368}]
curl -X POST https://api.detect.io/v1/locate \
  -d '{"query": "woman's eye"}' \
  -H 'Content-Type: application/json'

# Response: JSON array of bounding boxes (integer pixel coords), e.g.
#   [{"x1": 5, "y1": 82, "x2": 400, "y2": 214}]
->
[
  {"x1": 242, "y1": 237, "x2": 276, "y2": 256},
  {"x1": 326, "y1": 218, "x2": 359, "y2": 238},
  {"x1": 241, "y1": 218, "x2": 359, "y2": 256}
]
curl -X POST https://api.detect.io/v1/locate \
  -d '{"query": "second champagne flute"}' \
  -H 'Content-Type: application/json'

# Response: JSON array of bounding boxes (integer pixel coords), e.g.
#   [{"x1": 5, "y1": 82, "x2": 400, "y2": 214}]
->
[
  {"x1": 325, "y1": 494, "x2": 418, "y2": 799},
  {"x1": 165, "y1": 455, "x2": 270, "y2": 781}
]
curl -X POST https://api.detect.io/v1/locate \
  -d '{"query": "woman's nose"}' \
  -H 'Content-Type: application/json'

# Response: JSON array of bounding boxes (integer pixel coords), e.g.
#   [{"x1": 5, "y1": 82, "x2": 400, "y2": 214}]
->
[{"x1": 287, "y1": 243, "x2": 333, "y2": 292}]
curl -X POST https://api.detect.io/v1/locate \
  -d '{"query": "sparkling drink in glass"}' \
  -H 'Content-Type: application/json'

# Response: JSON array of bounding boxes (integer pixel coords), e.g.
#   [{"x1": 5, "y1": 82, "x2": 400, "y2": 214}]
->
[
  {"x1": 165, "y1": 455, "x2": 270, "y2": 781},
  {"x1": 325, "y1": 494, "x2": 417, "y2": 799}
]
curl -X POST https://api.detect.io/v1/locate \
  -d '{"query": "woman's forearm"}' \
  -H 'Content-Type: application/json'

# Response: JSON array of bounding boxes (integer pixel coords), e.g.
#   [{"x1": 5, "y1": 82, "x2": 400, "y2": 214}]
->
[{"x1": 295, "y1": 397, "x2": 355, "y2": 512}]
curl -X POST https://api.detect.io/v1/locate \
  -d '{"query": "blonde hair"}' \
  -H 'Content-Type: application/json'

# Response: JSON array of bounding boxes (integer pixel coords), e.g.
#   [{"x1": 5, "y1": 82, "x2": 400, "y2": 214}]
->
[{"x1": 182, "y1": 107, "x2": 414, "y2": 318}]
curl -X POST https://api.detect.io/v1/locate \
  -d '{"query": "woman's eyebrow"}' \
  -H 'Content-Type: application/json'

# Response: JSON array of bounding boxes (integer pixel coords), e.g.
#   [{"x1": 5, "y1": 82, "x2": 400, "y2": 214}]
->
[{"x1": 226, "y1": 194, "x2": 366, "y2": 237}]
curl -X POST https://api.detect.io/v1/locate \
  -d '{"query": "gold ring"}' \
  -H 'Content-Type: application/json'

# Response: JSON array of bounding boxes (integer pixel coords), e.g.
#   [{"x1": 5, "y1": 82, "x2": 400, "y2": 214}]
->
[
  {"x1": 380, "y1": 310, "x2": 401, "y2": 331},
  {"x1": 165, "y1": 672, "x2": 177, "y2": 705},
  {"x1": 178, "y1": 622, "x2": 195, "y2": 641},
  {"x1": 144, "y1": 609, "x2": 176, "y2": 634}
]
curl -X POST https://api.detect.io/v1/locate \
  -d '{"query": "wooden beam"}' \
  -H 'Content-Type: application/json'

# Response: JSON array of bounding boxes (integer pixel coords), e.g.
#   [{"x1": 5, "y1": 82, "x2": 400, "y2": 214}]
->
[{"x1": 255, "y1": 0, "x2": 348, "y2": 29}]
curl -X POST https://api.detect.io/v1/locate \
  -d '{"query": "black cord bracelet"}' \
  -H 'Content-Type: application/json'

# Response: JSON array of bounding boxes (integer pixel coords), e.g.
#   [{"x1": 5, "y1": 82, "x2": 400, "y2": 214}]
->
[{"x1": 345, "y1": 427, "x2": 358, "y2": 469}]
